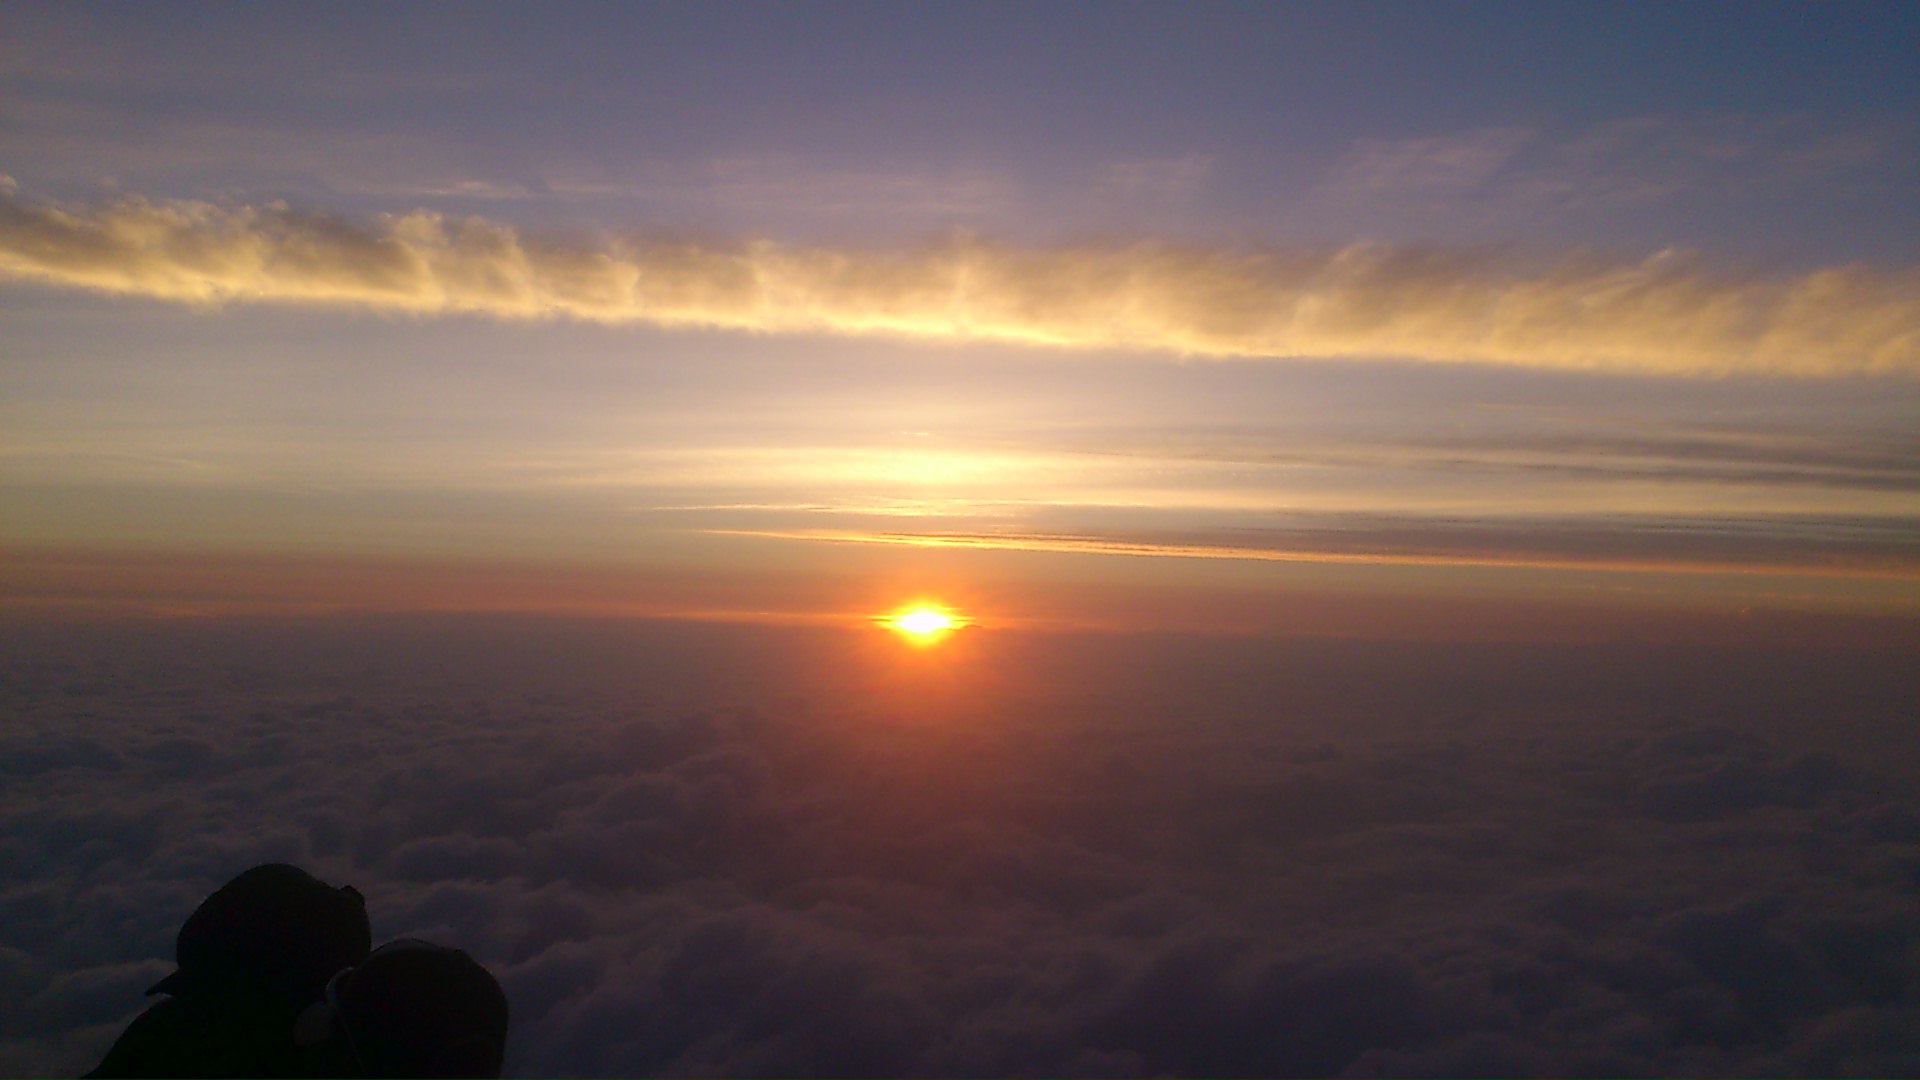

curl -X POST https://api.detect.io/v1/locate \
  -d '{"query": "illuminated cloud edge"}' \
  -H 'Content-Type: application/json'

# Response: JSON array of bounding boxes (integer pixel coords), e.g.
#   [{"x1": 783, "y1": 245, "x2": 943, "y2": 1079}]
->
[{"x1": 3, "y1": 187, "x2": 1916, "y2": 377}]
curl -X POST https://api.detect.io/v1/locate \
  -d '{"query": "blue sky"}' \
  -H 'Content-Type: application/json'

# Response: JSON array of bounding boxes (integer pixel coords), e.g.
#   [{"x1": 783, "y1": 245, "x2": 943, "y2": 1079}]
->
[{"x1": 8, "y1": 4, "x2": 1913, "y2": 256}]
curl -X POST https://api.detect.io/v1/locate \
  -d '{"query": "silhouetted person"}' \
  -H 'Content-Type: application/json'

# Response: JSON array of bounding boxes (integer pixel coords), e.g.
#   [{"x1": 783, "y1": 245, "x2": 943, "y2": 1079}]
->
[
  {"x1": 86, "y1": 863, "x2": 372, "y2": 1077},
  {"x1": 295, "y1": 939, "x2": 511, "y2": 1078}
]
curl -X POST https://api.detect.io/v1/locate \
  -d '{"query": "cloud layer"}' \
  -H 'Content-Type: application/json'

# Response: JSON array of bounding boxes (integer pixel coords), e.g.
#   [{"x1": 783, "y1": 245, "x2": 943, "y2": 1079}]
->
[
  {"x1": 4, "y1": 616, "x2": 1918, "y2": 1076},
  {"x1": 3, "y1": 187, "x2": 1916, "y2": 377}
]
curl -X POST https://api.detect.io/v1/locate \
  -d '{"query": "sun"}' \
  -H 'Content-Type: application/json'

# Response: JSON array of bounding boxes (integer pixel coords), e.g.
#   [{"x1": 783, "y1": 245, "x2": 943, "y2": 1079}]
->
[
  {"x1": 879, "y1": 604, "x2": 964, "y2": 644},
  {"x1": 895, "y1": 609, "x2": 954, "y2": 635}
]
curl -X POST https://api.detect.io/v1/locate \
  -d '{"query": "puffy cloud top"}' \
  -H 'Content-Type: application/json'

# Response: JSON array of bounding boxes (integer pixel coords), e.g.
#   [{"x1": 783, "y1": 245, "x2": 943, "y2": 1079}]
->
[{"x1": 4, "y1": 618, "x2": 1919, "y2": 1075}]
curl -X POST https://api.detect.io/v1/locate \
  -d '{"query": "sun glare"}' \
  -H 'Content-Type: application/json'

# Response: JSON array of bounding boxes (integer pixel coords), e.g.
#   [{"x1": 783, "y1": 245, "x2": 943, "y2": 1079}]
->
[{"x1": 880, "y1": 604, "x2": 964, "y2": 644}]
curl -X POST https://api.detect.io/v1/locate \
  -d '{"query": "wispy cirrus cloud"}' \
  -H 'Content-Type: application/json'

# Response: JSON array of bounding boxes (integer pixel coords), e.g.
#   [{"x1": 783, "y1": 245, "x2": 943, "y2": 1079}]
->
[
  {"x1": 1097, "y1": 154, "x2": 1216, "y2": 202},
  {"x1": 1326, "y1": 127, "x2": 1536, "y2": 195},
  {"x1": 1322, "y1": 115, "x2": 1905, "y2": 220},
  {"x1": 694, "y1": 512, "x2": 1920, "y2": 584},
  {"x1": 2, "y1": 185, "x2": 1917, "y2": 377}
]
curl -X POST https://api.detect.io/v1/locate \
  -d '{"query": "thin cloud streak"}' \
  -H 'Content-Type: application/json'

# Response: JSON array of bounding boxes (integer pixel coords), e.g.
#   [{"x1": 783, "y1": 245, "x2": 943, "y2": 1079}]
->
[
  {"x1": 695, "y1": 523, "x2": 1920, "y2": 585},
  {"x1": 3, "y1": 188, "x2": 1917, "y2": 377}
]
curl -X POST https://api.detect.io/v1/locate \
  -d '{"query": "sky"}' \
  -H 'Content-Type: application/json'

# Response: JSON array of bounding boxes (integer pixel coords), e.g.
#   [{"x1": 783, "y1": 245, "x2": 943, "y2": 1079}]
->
[
  {"x1": 3, "y1": 2, "x2": 1918, "y2": 638},
  {"x1": 3, "y1": 3, "x2": 1920, "y2": 1076}
]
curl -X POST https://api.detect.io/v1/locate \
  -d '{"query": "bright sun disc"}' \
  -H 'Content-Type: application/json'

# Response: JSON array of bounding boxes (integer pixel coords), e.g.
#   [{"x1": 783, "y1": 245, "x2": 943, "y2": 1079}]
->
[
  {"x1": 896, "y1": 609, "x2": 954, "y2": 634},
  {"x1": 882, "y1": 605, "x2": 962, "y2": 642}
]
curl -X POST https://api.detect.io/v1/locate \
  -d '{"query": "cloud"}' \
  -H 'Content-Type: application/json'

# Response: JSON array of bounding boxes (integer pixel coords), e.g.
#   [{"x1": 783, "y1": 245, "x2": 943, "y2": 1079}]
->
[
  {"x1": 1327, "y1": 115, "x2": 1898, "y2": 211},
  {"x1": 3, "y1": 187, "x2": 1917, "y2": 377},
  {"x1": 1098, "y1": 155, "x2": 1216, "y2": 202},
  {"x1": 695, "y1": 509, "x2": 1920, "y2": 585},
  {"x1": 1327, "y1": 127, "x2": 1535, "y2": 194},
  {"x1": 4, "y1": 616, "x2": 1920, "y2": 1075}
]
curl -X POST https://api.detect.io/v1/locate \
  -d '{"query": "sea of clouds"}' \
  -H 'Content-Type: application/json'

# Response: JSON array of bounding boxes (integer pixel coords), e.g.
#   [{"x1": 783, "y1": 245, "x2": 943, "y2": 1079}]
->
[{"x1": 3, "y1": 616, "x2": 1916, "y2": 1076}]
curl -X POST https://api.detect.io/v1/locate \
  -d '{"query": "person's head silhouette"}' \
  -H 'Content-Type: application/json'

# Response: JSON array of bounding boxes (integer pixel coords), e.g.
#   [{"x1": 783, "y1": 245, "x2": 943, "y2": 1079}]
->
[
  {"x1": 86, "y1": 863, "x2": 371, "y2": 1078},
  {"x1": 295, "y1": 939, "x2": 510, "y2": 1078},
  {"x1": 150, "y1": 863, "x2": 372, "y2": 1007}
]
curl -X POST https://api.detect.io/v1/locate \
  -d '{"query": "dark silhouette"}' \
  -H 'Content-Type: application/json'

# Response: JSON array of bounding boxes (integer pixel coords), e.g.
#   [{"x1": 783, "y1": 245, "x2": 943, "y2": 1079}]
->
[
  {"x1": 87, "y1": 863, "x2": 371, "y2": 1077},
  {"x1": 86, "y1": 864, "x2": 507, "y2": 1078},
  {"x1": 295, "y1": 939, "x2": 510, "y2": 1078}
]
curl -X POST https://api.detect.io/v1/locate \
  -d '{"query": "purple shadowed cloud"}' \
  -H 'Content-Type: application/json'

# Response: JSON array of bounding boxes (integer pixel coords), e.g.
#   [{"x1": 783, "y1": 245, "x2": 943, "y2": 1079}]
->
[{"x1": 3, "y1": 616, "x2": 1917, "y2": 1076}]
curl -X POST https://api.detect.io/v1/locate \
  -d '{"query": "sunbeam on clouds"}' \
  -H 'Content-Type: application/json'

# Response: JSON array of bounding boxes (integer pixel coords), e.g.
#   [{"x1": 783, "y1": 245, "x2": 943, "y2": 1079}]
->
[{"x1": 3, "y1": 187, "x2": 1916, "y2": 378}]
